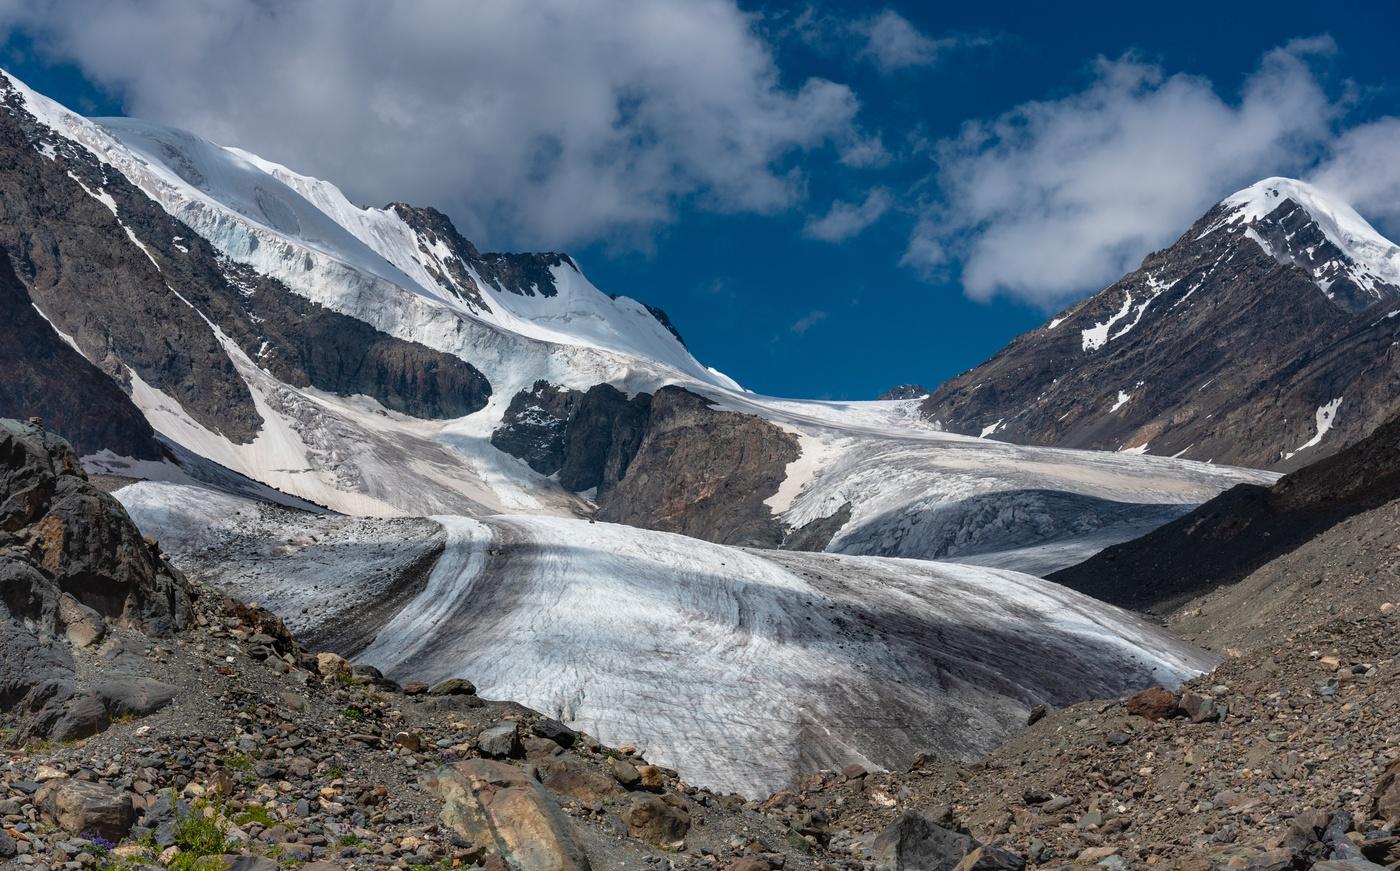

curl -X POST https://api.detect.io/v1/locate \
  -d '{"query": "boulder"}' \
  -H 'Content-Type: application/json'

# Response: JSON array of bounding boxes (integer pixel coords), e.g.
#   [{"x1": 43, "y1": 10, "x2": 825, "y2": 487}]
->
[
  {"x1": 428, "y1": 677, "x2": 476, "y2": 696},
  {"x1": 57, "y1": 593, "x2": 106, "y2": 647},
  {"x1": 96, "y1": 675, "x2": 178, "y2": 718},
  {"x1": 1376, "y1": 759, "x2": 1400, "y2": 825},
  {"x1": 636, "y1": 764, "x2": 665, "y2": 792},
  {"x1": 872, "y1": 811, "x2": 976, "y2": 871},
  {"x1": 955, "y1": 845, "x2": 1026, "y2": 871},
  {"x1": 315, "y1": 652, "x2": 351, "y2": 678},
  {"x1": 533, "y1": 717, "x2": 578, "y2": 747},
  {"x1": 536, "y1": 757, "x2": 624, "y2": 804},
  {"x1": 478, "y1": 721, "x2": 524, "y2": 759},
  {"x1": 1177, "y1": 691, "x2": 1218, "y2": 723},
  {"x1": 424, "y1": 760, "x2": 591, "y2": 871},
  {"x1": 623, "y1": 794, "x2": 690, "y2": 848},
  {"x1": 34, "y1": 778, "x2": 135, "y2": 840},
  {"x1": 609, "y1": 758, "x2": 642, "y2": 789},
  {"x1": 1125, "y1": 687, "x2": 1179, "y2": 721}
]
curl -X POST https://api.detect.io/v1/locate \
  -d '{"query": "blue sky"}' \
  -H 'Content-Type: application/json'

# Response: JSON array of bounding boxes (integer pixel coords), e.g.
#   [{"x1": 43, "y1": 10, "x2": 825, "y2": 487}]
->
[{"x1": 4, "y1": 1, "x2": 1399, "y2": 399}]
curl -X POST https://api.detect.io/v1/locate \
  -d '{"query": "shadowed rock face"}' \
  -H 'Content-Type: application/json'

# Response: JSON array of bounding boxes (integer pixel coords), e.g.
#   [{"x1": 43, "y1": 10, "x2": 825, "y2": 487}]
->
[
  {"x1": 492, "y1": 383, "x2": 799, "y2": 546},
  {"x1": 0, "y1": 77, "x2": 492, "y2": 443},
  {"x1": 920, "y1": 192, "x2": 1400, "y2": 470},
  {"x1": 0, "y1": 249, "x2": 164, "y2": 460},
  {"x1": 1049, "y1": 408, "x2": 1400, "y2": 612},
  {"x1": 1, "y1": 419, "x2": 192, "y2": 742}
]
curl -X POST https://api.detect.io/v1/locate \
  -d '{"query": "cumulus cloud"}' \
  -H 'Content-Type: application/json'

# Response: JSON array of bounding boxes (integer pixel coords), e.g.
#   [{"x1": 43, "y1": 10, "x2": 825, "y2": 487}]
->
[
  {"x1": 787, "y1": 6, "x2": 987, "y2": 76},
  {"x1": 1309, "y1": 117, "x2": 1400, "y2": 232},
  {"x1": 804, "y1": 188, "x2": 892, "y2": 242},
  {"x1": 857, "y1": 10, "x2": 944, "y2": 71},
  {"x1": 907, "y1": 38, "x2": 1342, "y2": 305},
  {"x1": 0, "y1": 0, "x2": 862, "y2": 249}
]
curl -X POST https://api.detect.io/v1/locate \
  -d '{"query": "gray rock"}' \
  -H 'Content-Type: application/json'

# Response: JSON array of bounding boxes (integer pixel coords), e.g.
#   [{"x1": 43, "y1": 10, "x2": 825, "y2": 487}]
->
[
  {"x1": 532, "y1": 717, "x2": 577, "y2": 747},
  {"x1": 477, "y1": 721, "x2": 523, "y2": 759},
  {"x1": 34, "y1": 778, "x2": 135, "y2": 840},
  {"x1": 427, "y1": 677, "x2": 476, "y2": 696},
  {"x1": 872, "y1": 811, "x2": 976, "y2": 871},
  {"x1": 623, "y1": 794, "x2": 690, "y2": 848},
  {"x1": 96, "y1": 675, "x2": 178, "y2": 718}
]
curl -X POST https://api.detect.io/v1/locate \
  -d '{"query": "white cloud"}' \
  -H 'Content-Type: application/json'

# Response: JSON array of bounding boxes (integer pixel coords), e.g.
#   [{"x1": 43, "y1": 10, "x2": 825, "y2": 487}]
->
[
  {"x1": 1309, "y1": 117, "x2": 1400, "y2": 233},
  {"x1": 858, "y1": 10, "x2": 943, "y2": 71},
  {"x1": 906, "y1": 38, "x2": 1343, "y2": 305},
  {"x1": 0, "y1": 0, "x2": 861, "y2": 250},
  {"x1": 804, "y1": 188, "x2": 892, "y2": 242},
  {"x1": 789, "y1": 310, "x2": 828, "y2": 335}
]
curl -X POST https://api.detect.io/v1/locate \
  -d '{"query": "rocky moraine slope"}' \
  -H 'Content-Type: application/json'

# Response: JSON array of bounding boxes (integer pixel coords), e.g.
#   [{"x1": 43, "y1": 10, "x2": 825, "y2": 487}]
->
[{"x1": 2, "y1": 411, "x2": 1397, "y2": 871}]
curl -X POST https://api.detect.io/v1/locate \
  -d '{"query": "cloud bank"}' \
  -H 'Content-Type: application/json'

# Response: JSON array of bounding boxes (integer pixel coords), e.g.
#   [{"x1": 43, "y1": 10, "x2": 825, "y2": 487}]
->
[{"x1": 0, "y1": 0, "x2": 862, "y2": 249}]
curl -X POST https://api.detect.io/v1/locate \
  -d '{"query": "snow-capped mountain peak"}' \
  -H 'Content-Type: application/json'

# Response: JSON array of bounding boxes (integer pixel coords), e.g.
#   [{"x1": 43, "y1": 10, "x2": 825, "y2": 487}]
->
[{"x1": 1207, "y1": 176, "x2": 1400, "y2": 309}]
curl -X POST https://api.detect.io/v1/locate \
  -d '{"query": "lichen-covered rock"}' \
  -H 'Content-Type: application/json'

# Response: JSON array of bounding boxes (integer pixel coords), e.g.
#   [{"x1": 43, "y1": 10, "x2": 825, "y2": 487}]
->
[{"x1": 424, "y1": 760, "x2": 591, "y2": 871}]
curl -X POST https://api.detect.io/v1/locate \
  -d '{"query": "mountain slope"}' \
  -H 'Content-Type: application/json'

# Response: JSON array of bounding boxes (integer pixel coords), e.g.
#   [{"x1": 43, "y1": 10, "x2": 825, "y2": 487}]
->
[
  {"x1": 921, "y1": 178, "x2": 1400, "y2": 469},
  {"x1": 0, "y1": 67, "x2": 1269, "y2": 565},
  {"x1": 1048, "y1": 405, "x2": 1400, "y2": 612}
]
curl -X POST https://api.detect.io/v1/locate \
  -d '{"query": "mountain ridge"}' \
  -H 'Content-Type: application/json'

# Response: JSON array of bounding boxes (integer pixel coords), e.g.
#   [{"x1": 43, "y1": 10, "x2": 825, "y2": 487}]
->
[{"x1": 920, "y1": 176, "x2": 1400, "y2": 469}]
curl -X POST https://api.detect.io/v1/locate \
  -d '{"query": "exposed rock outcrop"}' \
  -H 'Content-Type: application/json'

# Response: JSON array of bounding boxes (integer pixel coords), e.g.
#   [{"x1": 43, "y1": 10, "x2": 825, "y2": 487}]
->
[
  {"x1": 0, "y1": 248, "x2": 164, "y2": 461},
  {"x1": 597, "y1": 387, "x2": 799, "y2": 546},
  {"x1": 493, "y1": 382, "x2": 799, "y2": 545},
  {"x1": 0, "y1": 419, "x2": 192, "y2": 742}
]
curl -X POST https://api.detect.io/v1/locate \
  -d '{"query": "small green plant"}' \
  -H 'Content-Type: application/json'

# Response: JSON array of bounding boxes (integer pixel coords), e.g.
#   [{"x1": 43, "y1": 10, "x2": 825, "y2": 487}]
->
[
  {"x1": 337, "y1": 834, "x2": 364, "y2": 847},
  {"x1": 342, "y1": 706, "x2": 365, "y2": 722},
  {"x1": 221, "y1": 751, "x2": 254, "y2": 771},
  {"x1": 325, "y1": 766, "x2": 345, "y2": 780},
  {"x1": 167, "y1": 798, "x2": 233, "y2": 871},
  {"x1": 232, "y1": 804, "x2": 275, "y2": 828}
]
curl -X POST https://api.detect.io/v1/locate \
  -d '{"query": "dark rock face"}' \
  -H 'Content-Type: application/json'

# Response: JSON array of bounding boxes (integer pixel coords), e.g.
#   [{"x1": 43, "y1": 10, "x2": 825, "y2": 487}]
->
[
  {"x1": 0, "y1": 246, "x2": 164, "y2": 460},
  {"x1": 878, "y1": 384, "x2": 929, "y2": 401},
  {"x1": 558, "y1": 386, "x2": 652, "y2": 497},
  {"x1": 228, "y1": 263, "x2": 492, "y2": 420},
  {"x1": 490, "y1": 381, "x2": 583, "y2": 476},
  {"x1": 0, "y1": 76, "x2": 492, "y2": 446},
  {"x1": 1049, "y1": 408, "x2": 1400, "y2": 611},
  {"x1": 596, "y1": 387, "x2": 800, "y2": 547},
  {"x1": 492, "y1": 382, "x2": 652, "y2": 499},
  {"x1": 641, "y1": 303, "x2": 687, "y2": 347},
  {"x1": 0, "y1": 419, "x2": 192, "y2": 742},
  {"x1": 386, "y1": 202, "x2": 490, "y2": 312},
  {"x1": 0, "y1": 75, "x2": 263, "y2": 442},
  {"x1": 492, "y1": 383, "x2": 799, "y2": 546},
  {"x1": 920, "y1": 191, "x2": 1400, "y2": 470}
]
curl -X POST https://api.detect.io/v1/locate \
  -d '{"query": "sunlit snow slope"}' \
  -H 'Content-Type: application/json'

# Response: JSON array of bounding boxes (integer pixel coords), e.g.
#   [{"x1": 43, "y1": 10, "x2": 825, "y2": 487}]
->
[{"x1": 119, "y1": 480, "x2": 1213, "y2": 797}]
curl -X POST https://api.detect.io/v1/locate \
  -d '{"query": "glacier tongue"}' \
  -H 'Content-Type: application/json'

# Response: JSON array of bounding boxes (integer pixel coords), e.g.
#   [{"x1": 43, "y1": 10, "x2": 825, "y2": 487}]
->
[{"x1": 117, "y1": 479, "x2": 1215, "y2": 798}]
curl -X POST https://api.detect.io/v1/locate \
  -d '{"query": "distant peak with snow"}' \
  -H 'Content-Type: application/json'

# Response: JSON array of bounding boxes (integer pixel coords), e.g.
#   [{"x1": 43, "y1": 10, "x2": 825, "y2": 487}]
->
[{"x1": 1206, "y1": 176, "x2": 1400, "y2": 310}]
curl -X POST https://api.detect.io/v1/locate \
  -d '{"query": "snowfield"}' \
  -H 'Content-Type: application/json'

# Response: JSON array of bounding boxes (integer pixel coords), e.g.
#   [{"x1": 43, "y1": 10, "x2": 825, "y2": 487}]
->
[{"x1": 119, "y1": 481, "x2": 1214, "y2": 797}]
